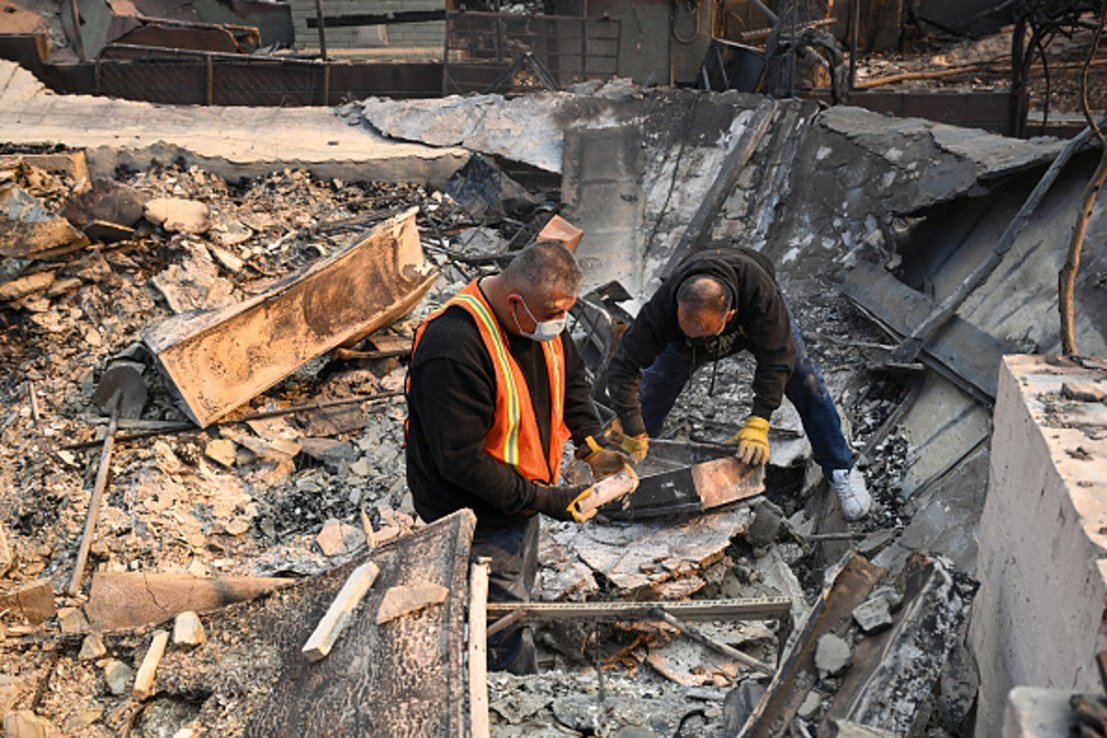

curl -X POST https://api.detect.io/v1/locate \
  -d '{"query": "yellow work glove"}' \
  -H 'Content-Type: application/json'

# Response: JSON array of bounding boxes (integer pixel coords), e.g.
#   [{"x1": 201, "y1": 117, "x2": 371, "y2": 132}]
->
[
  {"x1": 582, "y1": 436, "x2": 628, "y2": 480},
  {"x1": 732, "y1": 416, "x2": 770, "y2": 466},
  {"x1": 620, "y1": 432, "x2": 649, "y2": 463}
]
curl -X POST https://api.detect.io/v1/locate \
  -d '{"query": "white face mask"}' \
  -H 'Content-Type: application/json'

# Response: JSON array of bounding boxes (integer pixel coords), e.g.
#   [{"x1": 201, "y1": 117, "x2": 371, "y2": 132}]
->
[{"x1": 514, "y1": 296, "x2": 566, "y2": 342}]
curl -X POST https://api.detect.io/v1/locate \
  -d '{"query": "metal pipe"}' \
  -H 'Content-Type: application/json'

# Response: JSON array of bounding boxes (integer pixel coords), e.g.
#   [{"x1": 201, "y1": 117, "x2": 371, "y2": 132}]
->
[
  {"x1": 314, "y1": 0, "x2": 328, "y2": 60},
  {"x1": 849, "y1": 0, "x2": 860, "y2": 94}
]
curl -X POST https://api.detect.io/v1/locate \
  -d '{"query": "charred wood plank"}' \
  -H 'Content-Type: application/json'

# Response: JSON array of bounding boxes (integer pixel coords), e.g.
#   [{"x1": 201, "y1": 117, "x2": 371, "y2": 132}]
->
[
  {"x1": 302, "y1": 561, "x2": 380, "y2": 662},
  {"x1": 244, "y1": 510, "x2": 476, "y2": 737},
  {"x1": 143, "y1": 208, "x2": 437, "y2": 427},
  {"x1": 468, "y1": 560, "x2": 490, "y2": 738},
  {"x1": 85, "y1": 572, "x2": 294, "y2": 631},
  {"x1": 739, "y1": 554, "x2": 884, "y2": 738}
]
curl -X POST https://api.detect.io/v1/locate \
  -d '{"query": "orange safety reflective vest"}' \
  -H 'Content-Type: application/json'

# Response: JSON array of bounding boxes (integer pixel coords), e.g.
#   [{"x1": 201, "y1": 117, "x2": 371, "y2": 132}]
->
[{"x1": 409, "y1": 280, "x2": 571, "y2": 484}]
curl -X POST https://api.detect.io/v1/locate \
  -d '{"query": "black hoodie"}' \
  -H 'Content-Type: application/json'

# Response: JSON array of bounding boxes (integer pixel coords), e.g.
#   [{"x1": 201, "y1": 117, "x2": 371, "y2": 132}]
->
[{"x1": 606, "y1": 245, "x2": 797, "y2": 437}]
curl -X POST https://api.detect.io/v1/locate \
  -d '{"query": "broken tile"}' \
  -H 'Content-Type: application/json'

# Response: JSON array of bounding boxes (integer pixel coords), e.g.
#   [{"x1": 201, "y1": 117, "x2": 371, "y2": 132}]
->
[
  {"x1": 172, "y1": 611, "x2": 206, "y2": 647},
  {"x1": 204, "y1": 438, "x2": 237, "y2": 468},
  {"x1": 78, "y1": 633, "x2": 107, "y2": 660},
  {"x1": 376, "y1": 581, "x2": 448, "y2": 624},
  {"x1": 144, "y1": 197, "x2": 210, "y2": 234},
  {"x1": 103, "y1": 660, "x2": 133, "y2": 696},
  {"x1": 57, "y1": 606, "x2": 88, "y2": 634},
  {"x1": 0, "y1": 270, "x2": 55, "y2": 302},
  {"x1": 315, "y1": 519, "x2": 366, "y2": 557}
]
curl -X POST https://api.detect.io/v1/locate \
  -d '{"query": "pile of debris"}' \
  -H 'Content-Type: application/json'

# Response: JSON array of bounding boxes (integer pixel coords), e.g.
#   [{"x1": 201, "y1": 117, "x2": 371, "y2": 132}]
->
[{"x1": 0, "y1": 140, "x2": 982, "y2": 737}]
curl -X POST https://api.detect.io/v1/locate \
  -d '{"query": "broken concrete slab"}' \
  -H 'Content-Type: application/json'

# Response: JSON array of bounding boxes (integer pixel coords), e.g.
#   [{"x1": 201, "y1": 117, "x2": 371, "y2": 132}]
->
[
  {"x1": 362, "y1": 93, "x2": 568, "y2": 174},
  {"x1": 971, "y1": 355, "x2": 1107, "y2": 736},
  {"x1": 143, "y1": 208, "x2": 437, "y2": 427},
  {"x1": 0, "y1": 61, "x2": 468, "y2": 187},
  {"x1": 84, "y1": 571, "x2": 293, "y2": 630},
  {"x1": 549, "y1": 506, "x2": 752, "y2": 596}
]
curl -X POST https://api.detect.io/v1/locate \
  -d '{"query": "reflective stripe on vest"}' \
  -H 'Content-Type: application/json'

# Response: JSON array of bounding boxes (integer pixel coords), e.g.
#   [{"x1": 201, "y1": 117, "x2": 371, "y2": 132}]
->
[{"x1": 409, "y1": 280, "x2": 570, "y2": 484}]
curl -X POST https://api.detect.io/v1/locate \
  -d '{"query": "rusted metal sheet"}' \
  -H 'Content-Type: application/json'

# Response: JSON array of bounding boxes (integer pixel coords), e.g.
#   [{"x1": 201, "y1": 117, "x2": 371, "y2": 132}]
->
[
  {"x1": 738, "y1": 554, "x2": 884, "y2": 738},
  {"x1": 244, "y1": 509, "x2": 476, "y2": 737},
  {"x1": 604, "y1": 440, "x2": 764, "y2": 520},
  {"x1": 143, "y1": 208, "x2": 437, "y2": 427}
]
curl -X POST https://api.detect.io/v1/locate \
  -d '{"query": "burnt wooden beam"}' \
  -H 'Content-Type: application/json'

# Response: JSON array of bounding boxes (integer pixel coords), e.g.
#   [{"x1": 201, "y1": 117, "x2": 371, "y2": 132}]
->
[
  {"x1": 143, "y1": 208, "x2": 437, "y2": 427},
  {"x1": 740, "y1": 555, "x2": 884, "y2": 738}
]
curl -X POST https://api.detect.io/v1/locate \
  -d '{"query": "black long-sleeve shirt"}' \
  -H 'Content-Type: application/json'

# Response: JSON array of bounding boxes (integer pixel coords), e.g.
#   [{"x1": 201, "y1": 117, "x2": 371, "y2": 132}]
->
[
  {"x1": 405, "y1": 292, "x2": 602, "y2": 530},
  {"x1": 607, "y1": 247, "x2": 796, "y2": 437}
]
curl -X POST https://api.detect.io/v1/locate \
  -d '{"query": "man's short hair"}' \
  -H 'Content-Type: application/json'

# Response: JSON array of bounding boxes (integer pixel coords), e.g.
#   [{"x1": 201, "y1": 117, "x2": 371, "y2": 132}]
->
[
  {"x1": 676, "y1": 276, "x2": 730, "y2": 313},
  {"x1": 503, "y1": 240, "x2": 583, "y2": 295}
]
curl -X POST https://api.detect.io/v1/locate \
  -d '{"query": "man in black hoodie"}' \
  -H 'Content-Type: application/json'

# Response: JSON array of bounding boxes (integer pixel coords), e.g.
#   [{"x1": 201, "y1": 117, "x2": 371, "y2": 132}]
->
[{"x1": 606, "y1": 243, "x2": 871, "y2": 520}]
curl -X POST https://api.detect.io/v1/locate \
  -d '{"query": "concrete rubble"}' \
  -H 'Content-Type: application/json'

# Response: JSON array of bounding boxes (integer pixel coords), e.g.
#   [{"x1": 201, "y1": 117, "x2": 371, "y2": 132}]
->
[{"x1": 0, "y1": 30, "x2": 1106, "y2": 734}]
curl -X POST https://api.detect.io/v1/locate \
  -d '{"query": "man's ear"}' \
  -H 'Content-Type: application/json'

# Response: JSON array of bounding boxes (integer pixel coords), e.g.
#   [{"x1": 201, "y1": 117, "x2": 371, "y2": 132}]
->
[{"x1": 725, "y1": 308, "x2": 737, "y2": 323}]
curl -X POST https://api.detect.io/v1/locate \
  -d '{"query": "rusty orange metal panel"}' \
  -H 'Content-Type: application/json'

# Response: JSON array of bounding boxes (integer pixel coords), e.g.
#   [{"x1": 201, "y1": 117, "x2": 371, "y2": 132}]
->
[{"x1": 143, "y1": 208, "x2": 437, "y2": 427}]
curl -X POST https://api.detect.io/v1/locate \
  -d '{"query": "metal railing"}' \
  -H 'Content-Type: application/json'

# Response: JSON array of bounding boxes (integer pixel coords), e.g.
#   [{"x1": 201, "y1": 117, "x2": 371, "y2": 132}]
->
[{"x1": 95, "y1": 44, "x2": 330, "y2": 106}]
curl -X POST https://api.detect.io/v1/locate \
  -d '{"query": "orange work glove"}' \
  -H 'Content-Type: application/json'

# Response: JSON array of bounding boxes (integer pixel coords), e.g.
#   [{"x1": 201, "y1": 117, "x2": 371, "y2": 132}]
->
[{"x1": 581, "y1": 436, "x2": 628, "y2": 480}]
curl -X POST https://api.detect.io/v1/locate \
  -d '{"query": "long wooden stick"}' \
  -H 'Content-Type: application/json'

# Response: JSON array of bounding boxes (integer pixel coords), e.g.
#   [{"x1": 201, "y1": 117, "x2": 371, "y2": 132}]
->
[
  {"x1": 468, "y1": 560, "x2": 491, "y2": 738},
  {"x1": 68, "y1": 406, "x2": 119, "y2": 596},
  {"x1": 649, "y1": 606, "x2": 776, "y2": 676},
  {"x1": 62, "y1": 391, "x2": 402, "y2": 452}
]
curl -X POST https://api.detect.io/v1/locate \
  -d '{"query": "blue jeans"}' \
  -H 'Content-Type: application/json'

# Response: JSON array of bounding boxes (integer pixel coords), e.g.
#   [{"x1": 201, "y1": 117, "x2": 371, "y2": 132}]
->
[
  {"x1": 470, "y1": 516, "x2": 539, "y2": 675},
  {"x1": 638, "y1": 301, "x2": 853, "y2": 477}
]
